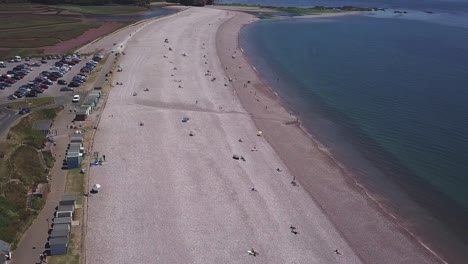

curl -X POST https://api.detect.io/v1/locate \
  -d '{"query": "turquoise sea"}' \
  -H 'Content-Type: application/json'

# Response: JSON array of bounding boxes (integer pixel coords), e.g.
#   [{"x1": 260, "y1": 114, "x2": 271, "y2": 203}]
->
[{"x1": 219, "y1": 0, "x2": 468, "y2": 262}]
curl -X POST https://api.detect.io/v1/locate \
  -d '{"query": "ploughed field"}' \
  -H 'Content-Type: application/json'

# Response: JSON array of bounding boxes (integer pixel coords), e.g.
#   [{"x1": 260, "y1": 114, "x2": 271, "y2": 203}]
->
[{"x1": 0, "y1": 4, "x2": 143, "y2": 59}]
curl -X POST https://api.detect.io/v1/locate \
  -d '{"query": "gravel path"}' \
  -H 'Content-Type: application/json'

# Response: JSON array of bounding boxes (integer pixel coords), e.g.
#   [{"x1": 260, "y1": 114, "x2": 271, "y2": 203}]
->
[{"x1": 86, "y1": 8, "x2": 362, "y2": 264}]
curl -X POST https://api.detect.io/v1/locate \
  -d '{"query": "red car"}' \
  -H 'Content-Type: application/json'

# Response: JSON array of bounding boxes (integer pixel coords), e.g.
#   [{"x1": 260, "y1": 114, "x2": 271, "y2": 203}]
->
[
  {"x1": 40, "y1": 84, "x2": 49, "y2": 89},
  {"x1": 4, "y1": 78, "x2": 16, "y2": 84}
]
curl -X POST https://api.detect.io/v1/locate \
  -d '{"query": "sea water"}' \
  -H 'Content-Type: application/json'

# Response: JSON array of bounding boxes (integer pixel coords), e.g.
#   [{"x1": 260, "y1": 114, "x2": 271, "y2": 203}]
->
[{"x1": 238, "y1": 5, "x2": 468, "y2": 263}]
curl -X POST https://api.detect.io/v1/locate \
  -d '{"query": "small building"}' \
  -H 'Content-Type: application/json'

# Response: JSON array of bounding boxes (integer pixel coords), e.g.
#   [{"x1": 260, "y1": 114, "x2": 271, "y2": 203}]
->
[
  {"x1": 0, "y1": 240, "x2": 11, "y2": 263},
  {"x1": 49, "y1": 229, "x2": 70, "y2": 239},
  {"x1": 49, "y1": 237, "x2": 68, "y2": 255},
  {"x1": 56, "y1": 211, "x2": 72, "y2": 218},
  {"x1": 70, "y1": 136, "x2": 83, "y2": 144},
  {"x1": 69, "y1": 143, "x2": 84, "y2": 153},
  {"x1": 53, "y1": 216, "x2": 72, "y2": 226},
  {"x1": 75, "y1": 105, "x2": 91, "y2": 121},
  {"x1": 32, "y1": 119, "x2": 53, "y2": 136},
  {"x1": 89, "y1": 90, "x2": 101, "y2": 98},
  {"x1": 66, "y1": 153, "x2": 82, "y2": 169},
  {"x1": 60, "y1": 195, "x2": 77, "y2": 207},
  {"x1": 52, "y1": 223, "x2": 70, "y2": 233},
  {"x1": 67, "y1": 146, "x2": 82, "y2": 155},
  {"x1": 58, "y1": 204, "x2": 75, "y2": 212}
]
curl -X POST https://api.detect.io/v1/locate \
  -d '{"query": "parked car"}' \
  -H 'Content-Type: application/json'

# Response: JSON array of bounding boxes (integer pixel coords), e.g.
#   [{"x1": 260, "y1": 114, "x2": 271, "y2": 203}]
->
[
  {"x1": 47, "y1": 76, "x2": 58, "y2": 82},
  {"x1": 19, "y1": 108, "x2": 31, "y2": 114},
  {"x1": 4, "y1": 79, "x2": 16, "y2": 84},
  {"x1": 41, "y1": 59, "x2": 47, "y2": 64},
  {"x1": 8, "y1": 94, "x2": 18, "y2": 100},
  {"x1": 50, "y1": 71, "x2": 63, "y2": 77},
  {"x1": 14, "y1": 91, "x2": 26, "y2": 98},
  {"x1": 80, "y1": 68, "x2": 91, "y2": 73},
  {"x1": 60, "y1": 86, "x2": 74, "y2": 91},
  {"x1": 26, "y1": 91, "x2": 38, "y2": 97},
  {"x1": 32, "y1": 87, "x2": 44, "y2": 93},
  {"x1": 68, "y1": 81, "x2": 81, "y2": 87},
  {"x1": 40, "y1": 84, "x2": 49, "y2": 89},
  {"x1": 58, "y1": 79, "x2": 68, "y2": 85},
  {"x1": 31, "y1": 61, "x2": 42, "y2": 67},
  {"x1": 72, "y1": 94, "x2": 80, "y2": 102},
  {"x1": 0, "y1": 81, "x2": 12, "y2": 87},
  {"x1": 25, "y1": 57, "x2": 31, "y2": 61}
]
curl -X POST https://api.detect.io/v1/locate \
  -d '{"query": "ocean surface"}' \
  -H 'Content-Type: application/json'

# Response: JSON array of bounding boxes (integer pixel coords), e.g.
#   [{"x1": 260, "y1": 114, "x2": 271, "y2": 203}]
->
[{"x1": 230, "y1": 0, "x2": 468, "y2": 262}]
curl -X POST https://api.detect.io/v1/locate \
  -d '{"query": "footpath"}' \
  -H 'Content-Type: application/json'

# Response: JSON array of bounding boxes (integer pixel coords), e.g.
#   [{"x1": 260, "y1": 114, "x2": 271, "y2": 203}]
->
[{"x1": 11, "y1": 55, "x2": 115, "y2": 264}]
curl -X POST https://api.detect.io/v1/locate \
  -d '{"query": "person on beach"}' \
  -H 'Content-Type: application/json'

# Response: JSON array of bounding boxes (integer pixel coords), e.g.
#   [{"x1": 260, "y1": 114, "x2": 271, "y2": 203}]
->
[
  {"x1": 39, "y1": 253, "x2": 44, "y2": 263},
  {"x1": 103, "y1": 155, "x2": 106, "y2": 161},
  {"x1": 334, "y1": 249, "x2": 342, "y2": 255}
]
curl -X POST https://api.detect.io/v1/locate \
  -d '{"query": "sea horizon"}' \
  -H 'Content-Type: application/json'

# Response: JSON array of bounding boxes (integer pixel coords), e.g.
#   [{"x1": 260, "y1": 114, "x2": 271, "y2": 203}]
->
[{"x1": 236, "y1": 2, "x2": 468, "y2": 262}]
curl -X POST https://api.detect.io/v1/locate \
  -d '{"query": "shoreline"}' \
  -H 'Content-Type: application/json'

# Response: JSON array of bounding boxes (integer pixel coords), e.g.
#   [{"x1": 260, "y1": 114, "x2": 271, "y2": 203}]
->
[{"x1": 216, "y1": 10, "x2": 444, "y2": 264}]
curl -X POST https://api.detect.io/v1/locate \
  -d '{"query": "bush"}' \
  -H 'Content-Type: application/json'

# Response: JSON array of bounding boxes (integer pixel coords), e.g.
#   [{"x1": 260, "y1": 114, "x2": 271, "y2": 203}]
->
[{"x1": 24, "y1": 129, "x2": 46, "y2": 149}]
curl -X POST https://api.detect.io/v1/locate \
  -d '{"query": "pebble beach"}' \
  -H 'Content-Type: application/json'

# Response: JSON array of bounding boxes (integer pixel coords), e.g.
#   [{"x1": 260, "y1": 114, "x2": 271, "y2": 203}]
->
[{"x1": 85, "y1": 7, "x2": 440, "y2": 264}]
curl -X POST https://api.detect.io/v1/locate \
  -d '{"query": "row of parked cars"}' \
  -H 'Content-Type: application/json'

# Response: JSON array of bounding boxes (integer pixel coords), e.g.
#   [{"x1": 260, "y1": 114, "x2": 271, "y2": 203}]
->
[{"x1": 3, "y1": 54, "x2": 86, "y2": 100}]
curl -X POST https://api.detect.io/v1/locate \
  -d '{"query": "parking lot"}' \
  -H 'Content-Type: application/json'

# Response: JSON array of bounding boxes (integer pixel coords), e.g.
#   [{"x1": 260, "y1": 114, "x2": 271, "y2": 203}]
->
[{"x1": 0, "y1": 55, "x2": 101, "y2": 104}]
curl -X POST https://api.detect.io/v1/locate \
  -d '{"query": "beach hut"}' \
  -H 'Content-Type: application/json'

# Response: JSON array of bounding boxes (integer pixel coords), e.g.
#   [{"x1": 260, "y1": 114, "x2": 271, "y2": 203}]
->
[
  {"x1": 0, "y1": 240, "x2": 11, "y2": 263},
  {"x1": 88, "y1": 95, "x2": 100, "y2": 103},
  {"x1": 75, "y1": 106, "x2": 90, "y2": 121},
  {"x1": 66, "y1": 153, "x2": 81, "y2": 169},
  {"x1": 52, "y1": 223, "x2": 70, "y2": 233},
  {"x1": 53, "y1": 216, "x2": 72, "y2": 226},
  {"x1": 58, "y1": 204, "x2": 75, "y2": 213},
  {"x1": 68, "y1": 143, "x2": 84, "y2": 153},
  {"x1": 49, "y1": 229, "x2": 70, "y2": 239},
  {"x1": 70, "y1": 136, "x2": 83, "y2": 144},
  {"x1": 32, "y1": 119, "x2": 53, "y2": 136},
  {"x1": 59, "y1": 195, "x2": 77, "y2": 207},
  {"x1": 56, "y1": 211, "x2": 73, "y2": 218},
  {"x1": 89, "y1": 90, "x2": 102, "y2": 98},
  {"x1": 49, "y1": 237, "x2": 68, "y2": 255},
  {"x1": 67, "y1": 145, "x2": 82, "y2": 155}
]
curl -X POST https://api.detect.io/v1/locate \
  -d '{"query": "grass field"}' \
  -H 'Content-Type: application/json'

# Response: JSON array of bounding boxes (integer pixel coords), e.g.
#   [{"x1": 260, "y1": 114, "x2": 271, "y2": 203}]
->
[
  {"x1": 0, "y1": 3, "x2": 42, "y2": 12},
  {"x1": 0, "y1": 107, "x2": 62, "y2": 246},
  {"x1": 7, "y1": 97, "x2": 55, "y2": 110},
  {"x1": 0, "y1": 15, "x2": 79, "y2": 30},
  {"x1": 55, "y1": 5, "x2": 147, "y2": 15},
  {"x1": 0, "y1": 3, "x2": 141, "y2": 59}
]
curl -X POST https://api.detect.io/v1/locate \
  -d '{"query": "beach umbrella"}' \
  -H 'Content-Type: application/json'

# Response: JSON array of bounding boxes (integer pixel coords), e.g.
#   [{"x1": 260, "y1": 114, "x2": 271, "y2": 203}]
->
[{"x1": 257, "y1": 131, "x2": 263, "y2": 136}]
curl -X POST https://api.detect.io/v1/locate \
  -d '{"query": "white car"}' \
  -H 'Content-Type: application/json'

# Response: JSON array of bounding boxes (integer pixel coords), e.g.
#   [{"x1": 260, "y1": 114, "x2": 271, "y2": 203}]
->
[{"x1": 72, "y1": 95, "x2": 80, "y2": 103}]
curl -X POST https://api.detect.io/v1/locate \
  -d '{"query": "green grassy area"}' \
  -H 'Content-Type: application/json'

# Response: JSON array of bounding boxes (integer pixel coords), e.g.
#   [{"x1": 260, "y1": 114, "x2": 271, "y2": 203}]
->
[
  {"x1": 0, "y1": 108, "x2": 61, "y2": 246},
  {"x1": 42, "y1": 150, "x2": 55, "y2": 168},
  {"x1": 0, "y1": 21, "x2": 99, "y2": 59},
  {"x1": 55, "y1": 5, "x2": 147, "y2": 15},
  {"x1": 65, "y1": 169, "x2": 84, "y2": 197},
  {"x1": 0, "y1": 15, "x2": 79, "y2": 30},
  {"x1": 0, "y1": 22, "x2": 98, "y2": 45},
  {"x1": 7, "y1": 97, "x2": 55, "y2": 110},
  {"x1": 0, "y1": 3, "x2": 40, "y2": 11}
]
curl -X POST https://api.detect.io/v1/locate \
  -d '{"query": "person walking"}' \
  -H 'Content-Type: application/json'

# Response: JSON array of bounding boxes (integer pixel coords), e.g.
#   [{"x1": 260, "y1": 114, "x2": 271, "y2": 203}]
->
[{"x1": 103, "y1": 155, "x2": 106, "y2": 161}]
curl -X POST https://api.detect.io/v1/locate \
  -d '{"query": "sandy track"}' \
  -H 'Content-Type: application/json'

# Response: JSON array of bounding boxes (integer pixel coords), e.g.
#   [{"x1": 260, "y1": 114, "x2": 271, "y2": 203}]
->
[{"x1": 86, "y1": 7, "x2": 362, "y2": 264}]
